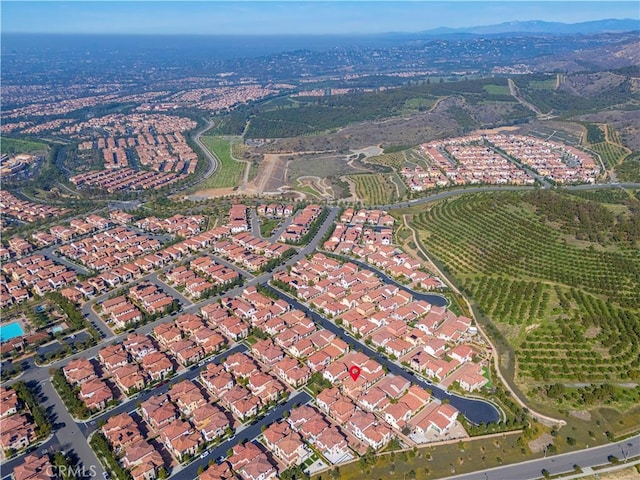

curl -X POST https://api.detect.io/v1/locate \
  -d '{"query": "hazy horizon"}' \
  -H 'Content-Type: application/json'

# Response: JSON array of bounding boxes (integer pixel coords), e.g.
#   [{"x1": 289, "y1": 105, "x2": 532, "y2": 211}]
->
[{"x1": 2, "y1": 1, "x2": 639, "y2": 35}]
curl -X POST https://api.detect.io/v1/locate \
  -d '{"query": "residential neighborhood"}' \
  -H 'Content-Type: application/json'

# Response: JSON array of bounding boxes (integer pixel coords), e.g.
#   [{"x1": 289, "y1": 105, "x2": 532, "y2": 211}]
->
[{"x1": 1, "y1": 201, "x2": 499, "y2": 480}]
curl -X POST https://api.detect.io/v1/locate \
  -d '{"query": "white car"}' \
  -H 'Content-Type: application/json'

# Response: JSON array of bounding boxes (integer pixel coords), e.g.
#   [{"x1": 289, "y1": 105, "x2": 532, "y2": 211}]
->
[{"x1": 200, "y1": 451, "x2": 210, "y2": 459}]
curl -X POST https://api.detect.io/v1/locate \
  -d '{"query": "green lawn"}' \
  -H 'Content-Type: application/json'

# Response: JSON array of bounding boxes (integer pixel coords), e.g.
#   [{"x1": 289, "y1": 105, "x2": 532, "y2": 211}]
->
[
  {"x1": 483, "y1": 84, "x2": 511, "y2": 95},
  {"x1": 0, "y1": 137, "x2": 49, "y2": 156},
  {"x1": 198, "y1": 136, "x2": 245, "y2": 189},
  {"x1": 260, "y1": 219, "x2": 280, "y2": 238}
]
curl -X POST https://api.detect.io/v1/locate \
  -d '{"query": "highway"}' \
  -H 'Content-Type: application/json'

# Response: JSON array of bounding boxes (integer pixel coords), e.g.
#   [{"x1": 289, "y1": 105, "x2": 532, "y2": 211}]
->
[{"x1": 188, "y1": 119, "x2": 219, "y2": 190}]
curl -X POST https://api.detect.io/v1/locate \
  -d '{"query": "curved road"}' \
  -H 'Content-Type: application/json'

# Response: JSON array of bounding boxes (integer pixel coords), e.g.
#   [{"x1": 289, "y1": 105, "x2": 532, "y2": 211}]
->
[
  {"x1": 320, "y1": 250, "x2": 448, "y2": 307},
  {"x1": 189, "y1": 119, "x2": 219, "y2": 189},
  {"x1": 264, "y1": 285, "x2": 501, "y2": 425}
]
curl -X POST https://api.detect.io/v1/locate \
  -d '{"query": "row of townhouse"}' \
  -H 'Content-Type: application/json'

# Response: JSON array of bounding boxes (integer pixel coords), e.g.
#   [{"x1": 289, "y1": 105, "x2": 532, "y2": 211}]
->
[
  {"x1": 279, "y1": 204, "x2": 322, "y2": 243},
  {"x1": 135, "y1": 214, "x2": 205, "y2": 238},
  {"x1": 153, "y1": 313, "x2": 227, "y2": 364},
  {"x1": 12, "y1": 453, "x2": 57, "y2": 480},
  {"x1": 0, "y1": 386, "x2": 38, "y2": 453},
  {"x1": 2, "y1": 236, "x2": 34, "y2": 257},
  {"x1": 324, "y1": 216, "x2": 445, "y2": 290},
  {"x1": 85, "y1": 224, "x2": 231, "y2": 296},
  {"x1": 256, "y1": 203, "x2": 294, "y2": 218},
  {"x1": 0, "y1": 190, "x2": 68, "y2": 223},
  {"x1": 211, "y1": 233, "x2": 291, "y2": 272},
  {"x1": 62, "y1": 357, "x2": 114, "y2": 411},
  {"x1": 488, "y1": 134, "x2": 599, "y2": 183},
  {"x1": 219, "y1": 351, "x2": 289, "y2": 421},
  {"x1": 0, "y1": 254, "x2": 77, "y2": 307},
  {"x1": 288, "y1": 405, "x2": 355, "y2": 458},
  {"x1": 226, "y1": 442, "x2": 277, "y2": 480},
  {"x1": 139, "y1": 379, "x2": 231, "y2": 463},
  {"x1": 69, "y1": 167, "x2": 184, "y2": 193},
  {"x1": 229, "y1": 204, "x2": 249, "y2": 233},
  {"x1": 57, "y1": 226, "x2": 161, "y2": 271},
  {"x1": 339, "y1": 208, "x2": 395, "y2": 226},
  {"x1": 276, "y1": 253, "x2": 484, "y2": 388},
  {"x1": 129, "y1": 281, "x2": 175, "y2": 315},
  {"x1": 101, "y1": 411, "x2": 165, "y2": 480},
  {"x1": 100, "y1": 295, "x2": 144, "y2": 330},
  {"x1": 29, "y1": 213, "x2": 112, "y2": 246}
]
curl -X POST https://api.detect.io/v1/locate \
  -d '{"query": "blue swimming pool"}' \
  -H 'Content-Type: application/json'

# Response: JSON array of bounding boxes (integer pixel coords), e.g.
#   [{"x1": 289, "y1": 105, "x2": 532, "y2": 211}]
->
[{"x1": 0, "y1": 322, "x2": 25, "y2": 343}]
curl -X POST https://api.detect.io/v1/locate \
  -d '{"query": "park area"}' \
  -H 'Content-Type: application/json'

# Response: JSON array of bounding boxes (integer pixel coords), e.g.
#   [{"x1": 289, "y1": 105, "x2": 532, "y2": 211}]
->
[{"x1": 199, "y1": 136, "x2": 245, "y2": 189}]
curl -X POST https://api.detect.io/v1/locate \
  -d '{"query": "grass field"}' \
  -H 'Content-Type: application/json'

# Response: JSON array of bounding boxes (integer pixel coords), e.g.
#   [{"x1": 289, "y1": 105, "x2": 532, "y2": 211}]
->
[
  {"x1": 483, "y1": 84, "x2": 511, "y2": 95},
  {"x1": 317, "y1": 432, "x2": 534, "y2": 480},
  {"x1": 408, "y1": 191, "x2": 640, "y2": 403},
  {"x1": 198, "y1": 136, "x2": 245, "y2": 189},
  {"x1": 349, "y1": 173, "x2": 395, "y2": 205},
  {"x1": 0, "y1": 137, "x2": 48, "y2": 156}
]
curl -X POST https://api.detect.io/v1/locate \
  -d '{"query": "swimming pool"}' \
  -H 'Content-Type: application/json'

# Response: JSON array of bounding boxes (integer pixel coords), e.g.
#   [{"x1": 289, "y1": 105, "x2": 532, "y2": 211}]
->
[{"x1": 0, "y1": 322, "x2": 25, "y2": 343}]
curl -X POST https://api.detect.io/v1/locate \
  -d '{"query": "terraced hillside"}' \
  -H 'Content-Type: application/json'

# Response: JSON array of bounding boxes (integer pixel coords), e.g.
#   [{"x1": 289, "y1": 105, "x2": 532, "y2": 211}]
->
[{"x1": 410, "y1": 191, "x2": 640, "y2": 402}]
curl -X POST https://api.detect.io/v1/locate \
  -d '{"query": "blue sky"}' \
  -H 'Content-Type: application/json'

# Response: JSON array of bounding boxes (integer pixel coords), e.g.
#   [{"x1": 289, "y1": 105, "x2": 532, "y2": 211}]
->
[{"x1": 2, "y1": 1, "x2": 639, "y2": 35}]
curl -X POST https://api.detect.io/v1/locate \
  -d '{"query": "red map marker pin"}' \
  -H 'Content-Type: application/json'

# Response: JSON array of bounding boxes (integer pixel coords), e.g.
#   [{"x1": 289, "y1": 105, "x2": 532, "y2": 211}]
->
[{"x1": 349, "y1": 366, "x2": 361, "y2": 381}]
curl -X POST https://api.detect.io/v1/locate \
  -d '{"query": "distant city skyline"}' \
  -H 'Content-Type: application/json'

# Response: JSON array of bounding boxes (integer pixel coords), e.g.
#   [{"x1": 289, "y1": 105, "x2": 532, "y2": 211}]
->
[{"x1": 2, "y1": 1, "x2": 638, "y2": 35}]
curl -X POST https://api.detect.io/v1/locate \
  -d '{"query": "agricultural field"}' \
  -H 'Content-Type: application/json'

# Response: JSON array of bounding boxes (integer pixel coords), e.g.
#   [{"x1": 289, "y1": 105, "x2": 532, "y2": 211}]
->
[
  {"x1": 409, "y1": 191, "x2": 640, "y2": 406},
  {"x1": 348, "y1": 173, "x2": 396, "y2": 206},
  {"x1": 584, "y1": 123, "x2": 632, "y2": 171},
  {"x1": 615, "y1": 152, "x2": 640, "y2": 182},
  {"x1": 199, "y1": 136, "x2": 245, "y2": 189}
]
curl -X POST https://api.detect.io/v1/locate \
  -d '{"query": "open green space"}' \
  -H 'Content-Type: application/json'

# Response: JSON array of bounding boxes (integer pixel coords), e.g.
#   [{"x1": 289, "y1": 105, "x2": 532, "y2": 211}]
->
[
  {"x1": 198, "y1": 136, "x2": 245, "y2": 189},
  {"x1": 260, "y1": 218, "x2": 280, "y2": 237},
  {"x1": 515, "y1": 73, "x2": 637, "y2": 115},
  {"x1": 236, "y1": 77, "x2": 521, "y2": 138},
  {"x1": 408, "y1": 191, "x2": 640, "y2": 406},
  {"x1": 0, "y1": 137, "x2": 48, "y2": 156},
  {"x1": 316, "y1": 432, "x2": 536, "y2": 480},
  {"x1": 483, "y1": 84, "x2": 511, "y2": 95}
]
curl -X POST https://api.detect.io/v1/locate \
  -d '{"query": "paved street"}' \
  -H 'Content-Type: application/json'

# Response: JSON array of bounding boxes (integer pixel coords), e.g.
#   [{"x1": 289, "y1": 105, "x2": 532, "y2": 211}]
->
[
  {"x1": 322, "y1": 251, "x2": 448, "y2": 307},
  {"x1": 266, "y1": 285, "x2": 500, "y2": 425},
  {"x1": 3, "y1": 192, "x2": 639, "y2": 479},
  {"x1": 445, "y1": 434, "x2": 640, "y2": 480},
  {"x1": 0, "y1": 206, "x2": 337, "y2": 477},
  {"x1": 177, "y1": 391, "x2": 312, "y2": 480}
]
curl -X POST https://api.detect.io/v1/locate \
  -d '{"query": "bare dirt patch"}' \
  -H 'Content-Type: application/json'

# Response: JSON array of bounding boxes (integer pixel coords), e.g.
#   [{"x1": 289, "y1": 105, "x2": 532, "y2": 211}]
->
[
  {"x1": 187, "y1": 187, "x2": 237, "y2": 199},
  {"x1": 473, "y1": 126, "x2": 520, "y2": 135},
  {"x1": 528, "y1": 432, "x2": 554, "y2": 453},
  {"x1": 584, "y1": 326, "x2": 601, "y2": 339},
  {"x1": 569, "y1": 410, "x2": 592, "y2": 421}
]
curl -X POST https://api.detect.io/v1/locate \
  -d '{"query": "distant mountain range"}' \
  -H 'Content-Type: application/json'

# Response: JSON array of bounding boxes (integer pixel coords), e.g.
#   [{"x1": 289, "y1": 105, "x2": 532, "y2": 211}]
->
[{"x1": 422, "y1": 18, "x2": 639, "y2": 36}]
